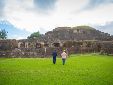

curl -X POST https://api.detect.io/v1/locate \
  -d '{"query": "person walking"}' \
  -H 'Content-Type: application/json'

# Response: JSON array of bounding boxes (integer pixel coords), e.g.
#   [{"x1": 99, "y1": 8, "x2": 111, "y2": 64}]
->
[
  {"x1": 52, "y1": 50, "x2": 57, "y2": 64},
  {"x1": 61, "y1": 50, "x2": 68, "y2": 65}
]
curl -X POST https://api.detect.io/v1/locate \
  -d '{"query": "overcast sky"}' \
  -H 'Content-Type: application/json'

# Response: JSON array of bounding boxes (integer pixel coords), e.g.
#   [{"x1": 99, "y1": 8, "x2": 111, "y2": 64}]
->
[{"x1": 0, "y1": 0, "x2": 113, "y2": 39}]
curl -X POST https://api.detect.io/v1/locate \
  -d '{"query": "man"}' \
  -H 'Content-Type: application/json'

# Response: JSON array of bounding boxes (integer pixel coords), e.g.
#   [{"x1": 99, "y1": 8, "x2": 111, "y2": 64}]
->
[
  {"x1": 61, "y1": 50, "x2": 68, "y2": 65},
  {"x1": 52, "y1": 50, "x2": 57, "y2": 64}
]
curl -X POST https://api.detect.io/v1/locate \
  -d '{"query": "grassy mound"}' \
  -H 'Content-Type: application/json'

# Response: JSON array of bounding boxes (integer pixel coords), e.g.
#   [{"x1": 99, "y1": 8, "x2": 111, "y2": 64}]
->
[{"x1": 73, "y1": 26, "x2": 95, "y2": 30}]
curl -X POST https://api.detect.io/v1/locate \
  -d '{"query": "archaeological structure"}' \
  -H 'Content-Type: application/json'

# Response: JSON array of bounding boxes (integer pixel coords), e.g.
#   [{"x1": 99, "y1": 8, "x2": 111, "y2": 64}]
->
[{"x1": 0, "y1": 26, "x2": 113, "y2": 57}]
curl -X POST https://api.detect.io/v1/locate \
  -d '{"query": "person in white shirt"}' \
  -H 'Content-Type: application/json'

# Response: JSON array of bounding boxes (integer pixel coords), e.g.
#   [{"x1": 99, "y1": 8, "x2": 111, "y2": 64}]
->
[{"x1": 61, "y1": 50, "x2": 68, "y2": 65}]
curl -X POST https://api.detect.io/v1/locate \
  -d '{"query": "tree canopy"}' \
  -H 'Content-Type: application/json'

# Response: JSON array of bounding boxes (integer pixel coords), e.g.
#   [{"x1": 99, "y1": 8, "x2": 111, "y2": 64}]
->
[
  {"x1": 27, "y1": 31, "x2": 41, "y2": 40},
  {"x1": 0, "y1": 29, "x2": 8, "y2": 39}
]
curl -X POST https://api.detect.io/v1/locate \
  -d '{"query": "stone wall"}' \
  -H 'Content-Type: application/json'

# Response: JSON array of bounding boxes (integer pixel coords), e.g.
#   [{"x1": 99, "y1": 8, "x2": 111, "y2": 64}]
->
[{"x1": 0, "y1": 40, "x2": 113, "y2": 58}]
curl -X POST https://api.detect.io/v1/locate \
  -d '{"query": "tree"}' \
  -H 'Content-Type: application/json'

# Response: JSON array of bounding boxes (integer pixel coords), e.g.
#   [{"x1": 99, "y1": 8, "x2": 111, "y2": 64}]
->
[
  {"x1": 27, "y1": 31, "x2": 41, "y2": 39},
  {"x1": 0, "y1": 29, "x2": 8, "y2": 39}
]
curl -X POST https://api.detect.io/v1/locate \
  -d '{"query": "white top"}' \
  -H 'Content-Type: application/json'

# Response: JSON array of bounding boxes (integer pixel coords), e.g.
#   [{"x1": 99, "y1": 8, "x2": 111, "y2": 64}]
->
[{"x1": 61, "y1": 52, "x2": 67, "y2": 59}]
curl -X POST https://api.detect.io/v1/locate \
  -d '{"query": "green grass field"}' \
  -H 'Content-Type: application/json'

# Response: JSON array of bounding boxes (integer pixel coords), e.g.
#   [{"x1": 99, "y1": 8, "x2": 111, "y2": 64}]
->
[{"x1": 0, "y1": 54, "x2": 113, "y2": 85}]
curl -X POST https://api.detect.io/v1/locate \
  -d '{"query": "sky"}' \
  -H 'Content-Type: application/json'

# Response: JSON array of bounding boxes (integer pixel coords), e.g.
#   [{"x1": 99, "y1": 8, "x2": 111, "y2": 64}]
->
[{"x1": 0, "y1": 0, "x2": 113, "y2": 39}]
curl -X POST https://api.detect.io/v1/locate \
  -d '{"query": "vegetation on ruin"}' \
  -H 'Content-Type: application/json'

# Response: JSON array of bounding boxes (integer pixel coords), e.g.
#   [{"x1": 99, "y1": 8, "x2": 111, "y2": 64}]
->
[
  {"x1": 27, "y1": 31, "x2": 41, "y2": 40},
  {"x1": 0, "y1": 54, "x2": 113, "y2": 85},
  {"x1": 73, "y1": 26, "x2": 95, "y2": 30}
]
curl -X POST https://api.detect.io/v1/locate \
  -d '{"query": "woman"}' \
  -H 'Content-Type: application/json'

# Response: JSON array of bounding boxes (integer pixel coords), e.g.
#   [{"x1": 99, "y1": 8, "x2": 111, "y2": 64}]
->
[{"x1": 61, "y1": 50, "x2": 68, "y2": 65}]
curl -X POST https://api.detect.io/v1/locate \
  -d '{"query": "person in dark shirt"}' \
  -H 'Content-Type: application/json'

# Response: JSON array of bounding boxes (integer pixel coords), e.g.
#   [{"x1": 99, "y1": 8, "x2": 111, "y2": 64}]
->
[{"x1": 52, "y1": 50, "x2": 57, "y2": 64}]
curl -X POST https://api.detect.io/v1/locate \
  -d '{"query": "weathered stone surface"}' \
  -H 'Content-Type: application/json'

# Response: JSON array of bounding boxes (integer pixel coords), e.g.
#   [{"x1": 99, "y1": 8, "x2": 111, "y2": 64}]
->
[
  {"x1": 0, "y1": 26, "x2": 113, "y2": 57},
  {"x1": 41, "y1": 26, "x2": 113, "y2": 42}
]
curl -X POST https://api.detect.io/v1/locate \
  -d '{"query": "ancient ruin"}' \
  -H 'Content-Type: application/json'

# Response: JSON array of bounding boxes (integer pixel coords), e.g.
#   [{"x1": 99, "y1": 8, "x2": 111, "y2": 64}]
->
[{"x1": 0, "y1": 26, "x2": 113, "y2": 57}]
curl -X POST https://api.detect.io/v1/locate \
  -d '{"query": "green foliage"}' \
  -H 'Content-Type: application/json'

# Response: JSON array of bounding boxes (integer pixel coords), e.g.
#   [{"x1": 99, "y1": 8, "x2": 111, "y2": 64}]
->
[
  {"x1": 27, "y1": 31, "x2": 41, "y2": 39},
  {"x1": 0, "y1": 29, "x2": 7, "y2": 39},
  {"x1": 74, "y1": 26, "x2": 95, "y2": 30},
  {"x1": 0, "y1": 54, "x2": 113, "y2": 85}
]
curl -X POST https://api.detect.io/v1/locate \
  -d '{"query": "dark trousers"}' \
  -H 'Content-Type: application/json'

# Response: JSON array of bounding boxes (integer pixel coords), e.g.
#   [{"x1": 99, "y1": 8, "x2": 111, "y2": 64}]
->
[
  {"x1": 53, "y1": 57, "x2": 56, "y2": 64},
  {"x1": 62, "y1": 58, "x2": 66, "y2": 65}
]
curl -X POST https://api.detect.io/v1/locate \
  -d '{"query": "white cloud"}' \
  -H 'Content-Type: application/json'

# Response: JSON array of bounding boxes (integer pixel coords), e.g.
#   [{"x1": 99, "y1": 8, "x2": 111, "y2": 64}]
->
[
  {"x1": 78, "y1": 3, "x2": 113, "y2": 25},
  {"x1": 1, "y1": 0, "x2": 113, "y2": 34}
]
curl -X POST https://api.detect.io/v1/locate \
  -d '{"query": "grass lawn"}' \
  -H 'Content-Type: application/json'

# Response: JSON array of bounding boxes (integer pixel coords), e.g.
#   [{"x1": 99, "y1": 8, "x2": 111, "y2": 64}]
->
[{"x1": 0, "y1": 54, "x2": 113, "y2": 85}]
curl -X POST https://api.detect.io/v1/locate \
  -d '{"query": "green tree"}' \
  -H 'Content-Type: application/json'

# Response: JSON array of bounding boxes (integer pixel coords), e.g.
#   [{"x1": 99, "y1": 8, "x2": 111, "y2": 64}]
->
[
  {"x1": 0, "y1": 29, "x2": 8, "y2": 39},
  {"x1": 27, "y1": 31, "x2": 41, "y2": 39}
]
